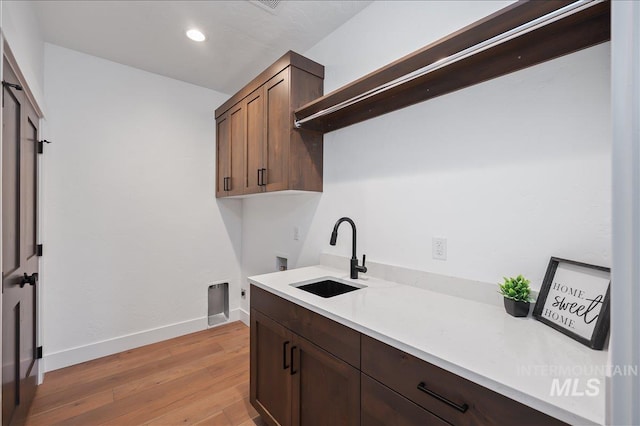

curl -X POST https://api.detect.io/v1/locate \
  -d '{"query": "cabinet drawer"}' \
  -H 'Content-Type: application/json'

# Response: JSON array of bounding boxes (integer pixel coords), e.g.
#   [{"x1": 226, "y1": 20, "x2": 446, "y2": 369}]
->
[
  {"x1": 251, "y1": 285, "x2": 360, "y2": 368},
  {"x1": 361, "y1": 335, "x2": 566, "y2": 426},
  {"x1": 362, "y1": 374, "x2": 451, "y2": 426}
]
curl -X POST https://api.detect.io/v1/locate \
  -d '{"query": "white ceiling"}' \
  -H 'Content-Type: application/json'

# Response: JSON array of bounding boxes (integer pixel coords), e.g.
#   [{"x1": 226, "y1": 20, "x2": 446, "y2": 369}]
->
[{"x1": 33, "y1": 0, "x2": 372, "y2": 95}]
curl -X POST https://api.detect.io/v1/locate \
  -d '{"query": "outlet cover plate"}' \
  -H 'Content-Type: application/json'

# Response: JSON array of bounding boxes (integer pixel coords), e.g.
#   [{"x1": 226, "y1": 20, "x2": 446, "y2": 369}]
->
[{"x1": 432, "y1": 237, "x2": 447, "y2": 261}]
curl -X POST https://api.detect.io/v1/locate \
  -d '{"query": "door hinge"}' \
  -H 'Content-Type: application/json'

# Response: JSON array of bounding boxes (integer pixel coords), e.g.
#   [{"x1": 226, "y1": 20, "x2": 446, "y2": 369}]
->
[
  {"x1": 38, "y1": 139, "x2": 52, "y2": 154},
  {"x1": 36, "y1": 346, "x2": 43, "y2": 359},
  {"x1": 2, "y1": 81, "x2": 23, "y2": 91},
  {"x1": 36, "y1": 244, "x2": 43, "y2": 256}
]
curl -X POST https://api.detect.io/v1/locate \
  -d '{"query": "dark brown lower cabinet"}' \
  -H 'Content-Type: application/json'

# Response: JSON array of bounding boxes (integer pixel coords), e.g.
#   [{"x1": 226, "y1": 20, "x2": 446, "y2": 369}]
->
[
  {"x1": 251, "y1": 310, "x2": 292, "y2": 425},
  {"x1": 250, "y1": 286, "x2": 567, "y2": 426},
  {"x1": 293, "y1": 335, "x2": 360, "y2": 426},
  {"x1": 361, "y1": 335, "x2": 567, "y2": 426},
  {"x1": 250, "y1": 308, "x2": 359, "y2": 426},
  {"x1": 362, "y1": 374, "x2": 451, "y2": 426}
]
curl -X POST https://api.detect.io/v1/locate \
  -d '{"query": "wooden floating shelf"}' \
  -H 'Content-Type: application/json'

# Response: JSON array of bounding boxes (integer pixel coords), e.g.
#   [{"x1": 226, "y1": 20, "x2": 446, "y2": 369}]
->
[{"x1": 294, "y1": 0, "x2": 610, "y2": 134}]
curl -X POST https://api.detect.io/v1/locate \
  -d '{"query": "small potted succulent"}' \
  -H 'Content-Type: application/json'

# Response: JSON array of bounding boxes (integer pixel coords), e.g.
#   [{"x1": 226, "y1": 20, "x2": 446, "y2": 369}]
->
[{"x1": 499, "y1": 275, "x2": 532, "y2": 317}]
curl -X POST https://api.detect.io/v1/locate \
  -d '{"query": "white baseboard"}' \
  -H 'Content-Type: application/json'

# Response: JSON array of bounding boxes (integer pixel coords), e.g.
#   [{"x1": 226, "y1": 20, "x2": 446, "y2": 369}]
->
[
  {"x1": 237, "y1": 308, "x2": 250, "y2": 326},
  {"x1": 44, "y1": 309, "x2": 246, "y2": 372}
]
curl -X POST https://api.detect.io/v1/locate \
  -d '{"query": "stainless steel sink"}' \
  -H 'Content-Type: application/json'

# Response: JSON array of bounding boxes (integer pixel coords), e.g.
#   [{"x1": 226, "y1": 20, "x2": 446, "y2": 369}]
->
[{"x1": 291, "y1": 277, "x2": 366, "y2": 298}]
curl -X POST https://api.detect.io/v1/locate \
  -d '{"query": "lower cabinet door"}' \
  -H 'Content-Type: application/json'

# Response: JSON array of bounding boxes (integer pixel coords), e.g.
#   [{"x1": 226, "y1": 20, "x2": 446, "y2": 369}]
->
[
  {"x1": 361, "y1": 374, "x2": 451, "y2": 426},
  {"x1": 251, "y1": 309, "x2": 293, "y2": 426},
  {"x1": 291, "y1": 335, "x2": 360, "y2": 426}
]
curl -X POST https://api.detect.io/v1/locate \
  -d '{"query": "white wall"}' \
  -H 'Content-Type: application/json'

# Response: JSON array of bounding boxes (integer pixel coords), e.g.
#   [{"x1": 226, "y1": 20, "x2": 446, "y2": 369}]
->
[
  {"x1": 42, "y1": 44, "x2": 242, "y2": 370},
  {"x1": 241, "y1": 1, "x2": 611, "y2": 312},
  {"x1": 1, "y1": 0, "x2": 46, "y2": 109}
]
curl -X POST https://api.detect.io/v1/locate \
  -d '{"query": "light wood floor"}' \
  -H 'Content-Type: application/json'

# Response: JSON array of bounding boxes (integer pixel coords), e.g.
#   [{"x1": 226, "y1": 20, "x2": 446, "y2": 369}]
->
[{"x1": 26, "y1": 321, "x2": 262, "y2": 426}]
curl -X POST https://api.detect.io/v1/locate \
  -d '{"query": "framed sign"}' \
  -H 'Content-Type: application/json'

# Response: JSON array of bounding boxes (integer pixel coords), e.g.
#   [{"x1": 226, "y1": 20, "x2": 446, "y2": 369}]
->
[{"x1": 532, "y1": 257, "x2": 610, "y2": 350}]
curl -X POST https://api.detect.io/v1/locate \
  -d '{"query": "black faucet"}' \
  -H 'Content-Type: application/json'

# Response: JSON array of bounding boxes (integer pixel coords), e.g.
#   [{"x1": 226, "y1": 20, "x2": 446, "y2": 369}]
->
[{"x1": 329, "y1": 217, "x2": 367, "y2": 279}]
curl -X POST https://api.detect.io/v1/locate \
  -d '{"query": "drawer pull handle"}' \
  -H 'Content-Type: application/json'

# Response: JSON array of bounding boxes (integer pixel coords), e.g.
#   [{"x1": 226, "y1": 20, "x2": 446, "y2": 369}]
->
[
  {"x1": 290, "y1": 346, "x2": 297, "y2": 375},
  {"x1": 282, "y1": 341, "x2": 290, "y2": 369},
  {"x1": 417, "y1": 382, "x2": 469, "y2": 413}
]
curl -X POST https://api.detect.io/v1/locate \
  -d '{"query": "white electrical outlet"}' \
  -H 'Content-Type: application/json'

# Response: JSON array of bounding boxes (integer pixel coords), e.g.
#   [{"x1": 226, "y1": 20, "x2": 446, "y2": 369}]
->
[
  {"x1": 432, "y1": 237, "x2": 447, "y2": 260},
  {"x1": 293, "y1": 226, "x2": 300, "y2": 241}
]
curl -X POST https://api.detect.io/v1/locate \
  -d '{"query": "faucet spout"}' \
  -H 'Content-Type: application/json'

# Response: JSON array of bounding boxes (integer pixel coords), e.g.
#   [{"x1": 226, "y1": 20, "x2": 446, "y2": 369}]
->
[{"x1": 329, "y1": 217, "x2": 367, "y2": 279}]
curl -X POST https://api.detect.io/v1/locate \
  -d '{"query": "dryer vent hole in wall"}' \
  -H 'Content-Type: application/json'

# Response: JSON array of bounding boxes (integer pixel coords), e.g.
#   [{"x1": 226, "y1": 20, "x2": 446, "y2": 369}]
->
[
  {"x1": 277, "y1": 256, "x2": 288, "y2": 271},
  {"x1": 208, "y1": 283, "x2": 229, "y2": 327}
]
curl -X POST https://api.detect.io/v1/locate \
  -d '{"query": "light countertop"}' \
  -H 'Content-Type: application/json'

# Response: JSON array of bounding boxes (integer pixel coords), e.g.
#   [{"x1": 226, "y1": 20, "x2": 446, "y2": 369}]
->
[{"x1": 248, "y1": 265, "x2": 608, "y2": 426}]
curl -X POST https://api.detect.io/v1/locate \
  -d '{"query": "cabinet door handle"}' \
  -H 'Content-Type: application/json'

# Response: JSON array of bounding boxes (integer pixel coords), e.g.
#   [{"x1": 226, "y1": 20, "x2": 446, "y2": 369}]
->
[
  {"x1": 257, "y1": 169, "x2": 261, "y2": 187},
  {"x1": 290, "y1": 346, "x2": 297, "y2": 375},
  {"x1": 282, "y1": 341, "x2": 290, "y2": 369},
  {"x1": 223, "y1": 177, "x2": 230, "y2": 191},
  {"x1": 260, "y1": 168, "x2": 267, "y2": 186},
  {"x1": 417, "y1": 382, "x2": 469, "y2": 413}
]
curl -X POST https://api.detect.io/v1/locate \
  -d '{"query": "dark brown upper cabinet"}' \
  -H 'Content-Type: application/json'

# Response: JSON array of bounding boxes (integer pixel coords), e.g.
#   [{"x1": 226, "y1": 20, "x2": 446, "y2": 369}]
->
[
  {"x1": 294, "y1": 0, "x2": 610, "y2": 133},
  {"x1": 216, "y1": 103, "x2": 245, "y2": 197},
  {"x1": 215, "y1": 51, "x2": 324, "y2": 198}
]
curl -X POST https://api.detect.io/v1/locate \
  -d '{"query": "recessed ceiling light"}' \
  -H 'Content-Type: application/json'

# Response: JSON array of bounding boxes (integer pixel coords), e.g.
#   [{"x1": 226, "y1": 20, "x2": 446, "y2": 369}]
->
[{"x1": 186, "y1": 29, "x2": 206, "y2": 42}]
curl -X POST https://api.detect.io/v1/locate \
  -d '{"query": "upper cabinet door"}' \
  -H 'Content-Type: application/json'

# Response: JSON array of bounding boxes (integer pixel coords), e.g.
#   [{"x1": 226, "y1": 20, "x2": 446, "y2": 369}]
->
[
  {"x1": 227, "y1": 103, "x2": 245, "y2": 196},
  {"x1": 215, "y1": 113, "x2": 230, "y2": 197},
  {"x1": 244, "y1": 87, "x2": 265, "y2": 195},
  {"x1": 263, "y1": 68, "x2": 290, "y2": 193},
  {"x1": 216, "y1": 103, "x2": 245, "y2": 197}
]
